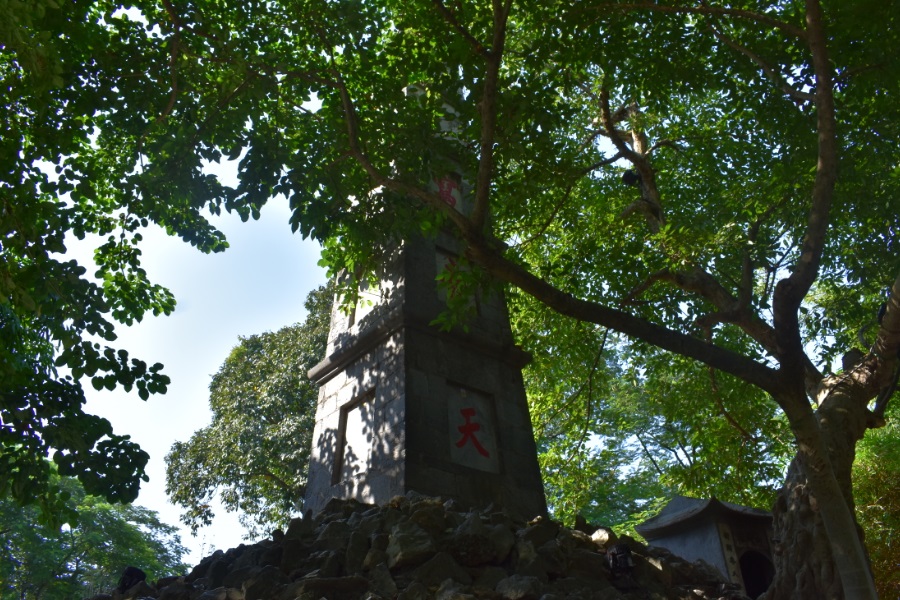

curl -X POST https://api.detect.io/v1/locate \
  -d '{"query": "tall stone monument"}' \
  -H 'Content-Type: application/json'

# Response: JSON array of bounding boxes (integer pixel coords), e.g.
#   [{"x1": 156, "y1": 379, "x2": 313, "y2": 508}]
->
[{"x1": 304, "y1": 221, "x2": 547, "y2": 519}]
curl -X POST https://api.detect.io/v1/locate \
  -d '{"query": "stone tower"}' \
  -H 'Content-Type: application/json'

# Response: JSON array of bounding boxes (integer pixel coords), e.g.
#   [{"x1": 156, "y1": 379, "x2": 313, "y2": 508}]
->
[{"x1": 303, "y1": 224, "x2": 547, "y2": 519}]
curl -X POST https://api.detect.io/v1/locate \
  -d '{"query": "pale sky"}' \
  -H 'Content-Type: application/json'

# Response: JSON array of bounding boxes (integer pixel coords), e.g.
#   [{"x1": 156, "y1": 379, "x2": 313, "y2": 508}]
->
[{"x1": 76, "y1": 188, "x2": 326, "y2": 565}]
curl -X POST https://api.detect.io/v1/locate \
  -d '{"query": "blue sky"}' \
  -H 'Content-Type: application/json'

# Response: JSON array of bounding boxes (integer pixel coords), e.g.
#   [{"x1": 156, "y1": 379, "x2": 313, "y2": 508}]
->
[{"x1": 76, "y1": 194, "x2": 326, "y2": 564}]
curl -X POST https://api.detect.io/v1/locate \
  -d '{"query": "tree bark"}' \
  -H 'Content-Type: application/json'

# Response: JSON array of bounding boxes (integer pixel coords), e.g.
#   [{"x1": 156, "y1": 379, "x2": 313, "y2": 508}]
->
[{"x1": 765, "y1": 383, "x2": 878, "y2": 599}]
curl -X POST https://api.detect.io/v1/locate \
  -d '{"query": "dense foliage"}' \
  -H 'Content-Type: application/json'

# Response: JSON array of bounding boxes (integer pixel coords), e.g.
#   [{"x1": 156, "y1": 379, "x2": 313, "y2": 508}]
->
[
  {"x1": 1, "y1": 0, "x2": 234, "y2": 516},
  {"x1": 165, "y1": 284, "x2": 331, "y2": 537},
  {"x1": 516, "y1": 295, "x2": 795, "y2": 527},
  {"x1": 853, "y1": 400, "x2": 900, "y2": 598},
  {"x1": 0, "y1": 471, "x2": 187, "y2": 599},
  {"x1": 5, "y1": 0, "x2": 900, "y2": 596}
]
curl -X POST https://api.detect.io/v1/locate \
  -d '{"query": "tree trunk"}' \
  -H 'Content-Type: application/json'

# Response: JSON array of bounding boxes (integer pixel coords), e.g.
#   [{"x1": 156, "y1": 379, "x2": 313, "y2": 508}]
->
[{"x1": 765, "y1": 385, "x2": 875, "y2": 599}]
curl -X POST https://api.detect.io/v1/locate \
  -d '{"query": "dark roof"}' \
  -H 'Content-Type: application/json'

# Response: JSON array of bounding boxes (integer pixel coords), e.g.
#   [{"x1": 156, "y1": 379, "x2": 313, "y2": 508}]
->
[{"x1": 636, "y1": 495, "x2": 772, "y2": 540}]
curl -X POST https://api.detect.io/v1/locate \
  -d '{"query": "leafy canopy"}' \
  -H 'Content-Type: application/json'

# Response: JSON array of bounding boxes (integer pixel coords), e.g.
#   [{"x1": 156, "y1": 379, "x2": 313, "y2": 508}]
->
[
  {"x1": 5, "y1": 1, "x2": 900, "y2": 595},
  {"x1": 165, "y1": 284, "x2": 331, "y2": 537},
  {"x1": 0, "y1": 468, "x2": 187, "y2": 600},
  {"x1": 1, "y1": 0, "x2": 240, "y2": 514}
]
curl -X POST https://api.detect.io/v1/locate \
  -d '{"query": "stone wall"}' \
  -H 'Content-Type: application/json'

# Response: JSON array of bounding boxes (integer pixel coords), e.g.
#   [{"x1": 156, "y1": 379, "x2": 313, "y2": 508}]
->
[{"x1": 94, "y1": 492, "x2": 751, "y2": 600}]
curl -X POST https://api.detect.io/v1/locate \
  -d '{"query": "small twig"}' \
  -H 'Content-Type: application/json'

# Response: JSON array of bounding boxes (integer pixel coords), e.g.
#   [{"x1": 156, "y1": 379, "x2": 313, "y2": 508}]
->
[
  {"x1": 708, "y1": 364, "x2": 757, "y2": 442},
  {"x1": 636, "y1": 432, "x2": 665, "y2": 476}
]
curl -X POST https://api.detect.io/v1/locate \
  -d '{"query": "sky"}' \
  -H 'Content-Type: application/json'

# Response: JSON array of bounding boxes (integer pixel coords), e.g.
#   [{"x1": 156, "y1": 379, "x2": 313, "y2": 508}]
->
[{"x1": 74, "y1": 186, "x2": 326, "y2": 565}]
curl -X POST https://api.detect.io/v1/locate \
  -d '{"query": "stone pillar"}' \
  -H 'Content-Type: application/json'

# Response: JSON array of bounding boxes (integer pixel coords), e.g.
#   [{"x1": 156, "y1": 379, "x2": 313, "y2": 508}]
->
[{"x1": 304, "y1": 231, "x2": 546, "y2": 520}]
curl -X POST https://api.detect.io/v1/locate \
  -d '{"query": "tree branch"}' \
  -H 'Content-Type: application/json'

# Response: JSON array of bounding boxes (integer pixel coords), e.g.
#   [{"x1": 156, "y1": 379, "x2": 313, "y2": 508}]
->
[
  {"x1": 772, "y1": 0, "x2": 838, "y2": 381},
  {"x1": 470, "y1": 0, "x2": 512, "y2": 230},
  {"x1": 464, "y1": 233, "x2": 781, "y2": 395},
  {"x1": 708, "y1": 25, "x2": 814, "y2": 102}
]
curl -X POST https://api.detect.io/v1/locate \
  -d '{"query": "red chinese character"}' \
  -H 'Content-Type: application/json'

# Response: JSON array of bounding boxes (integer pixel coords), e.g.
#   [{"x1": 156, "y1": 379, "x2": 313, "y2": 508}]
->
[
  {"x1": 455, "y1": 407, "x2": 490, "y2": 457},
  {"x1": 436, "y1": 177, "x2": 459, "y2": 207}
]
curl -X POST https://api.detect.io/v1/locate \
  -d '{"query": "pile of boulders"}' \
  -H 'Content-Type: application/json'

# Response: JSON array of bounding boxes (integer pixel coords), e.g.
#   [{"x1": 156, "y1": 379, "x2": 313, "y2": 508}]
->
[{"x1": 92, "y1": 492, "x2": 749, "y2": 600}]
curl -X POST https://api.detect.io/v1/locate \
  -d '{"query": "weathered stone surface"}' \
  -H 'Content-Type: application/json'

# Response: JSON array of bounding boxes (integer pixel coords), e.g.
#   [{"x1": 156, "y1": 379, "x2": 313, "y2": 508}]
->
[
  {"x1": 408, "y1": 503, "x2": 448, "y2": 537},
  {"x1": 496, "y1": 574, "x2": 543, "y2": 600},
  {"x1": 156, "y1": 581, "x2": 195, "y2": 600},
  {"x1": 222, "y1": 566, "x2": 261, "y2": 589},
  {"x1": 397, "y1": 581, "x2": 430, "y2": 600},
  {"x1": 567, "y1": 548, "x2": 610, "y2": 580},
  {"x1": 519, "y1": 516, "x2": 560, "y2": 546},
  {"x1": 194, "y1": 588, "x2": 242, "y2": 600},
  {"x1": 591, "y1": 526, "x2": 618, "y2": 549},
  {"x1": 386, "y1": 521, "x2": 436, "y2": 569},
  {"x1": 368, "y1": 562, "x2": 399, "y2": 598},
  {"x1": 413, "y1": 551, "x2": 472, "y2": 587},
  {"x1": 345, "y1": 529, "x2": 370, "y2": 574},
  {"x1": 285, "y1": 515, "x2": 313, "y2": 540},
  {"x1": 472, "y1": 565, "x2": 508, "y2": 592},
  {"x1": 116, "y1": 580, "x2": 155, "y2": 600},
  {"x1": 282, "y1": 575, "x2": 369, "y2": 600},
  {"x1": 242, "y1": 564, "x2": 289, "y2": 600},
  {"x1": 363, "y1": 532, "x2": 390, "y2": 570},
  {"x1": 316, "y1": 519, "x2": 352, "y2": 550},
  {"x1": 206, "y1": 559, "x2": 229, "y2": 588},
  {"x1": 435, "y1": 578, "x2": 477, "y2": 600},
  {"x1": 446, "y1": 512, "x2": 496, "y2": 567},
  {"x1": 90, "y1": 492, "x2": 741, "y2": 600}
]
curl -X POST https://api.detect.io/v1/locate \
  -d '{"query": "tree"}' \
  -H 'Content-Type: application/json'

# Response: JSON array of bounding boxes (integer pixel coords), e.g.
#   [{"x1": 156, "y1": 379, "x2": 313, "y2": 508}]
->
[
  {"x1": 853, "y1": 400, "x2": 900, "y2": 598},
  {"x1": 7, "y1": 1, "x2": 900, "y2": 597},
  {"x1": 0, "y1": 471, "x2": 187, "y2": 599},
  {"x1": 1, "y1": 0, "x2": 236, "y2": 516},
  {"x1": 515, "y1": 295, "x2": 796, "y2": 529},
  {"x1": 165, "y1": 284, "x2": 331, "y2": 538}
]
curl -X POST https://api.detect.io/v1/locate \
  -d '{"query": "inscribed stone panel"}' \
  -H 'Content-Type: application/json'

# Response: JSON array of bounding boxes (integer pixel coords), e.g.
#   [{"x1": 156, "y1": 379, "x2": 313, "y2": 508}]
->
[{"x1": 447, "y1": 385, "x2": 500, "y2": 473}]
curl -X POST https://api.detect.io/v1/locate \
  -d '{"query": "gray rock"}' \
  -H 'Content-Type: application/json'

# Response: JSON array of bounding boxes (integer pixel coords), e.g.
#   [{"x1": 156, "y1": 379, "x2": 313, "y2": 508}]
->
[
  {"x1": 316, "y1": 519, "x2": 351, "y2": 551},
  {"x1": 194, "y1": 588, "x2": 241, "y2": 600},
  {"x1": 496, "y1": 574, "x2": 543, "y2": 600},
  {"x1": 518, "y1": 517, "x2": 559, "y2": 548},
  {"x1": 157, "y1": 581, "x2": 196, "y2": 600},
  {"x1": 345, "y1": 530, "x2": 370, "y2": 574},
  {"x1": 409, "y1": 503, "x2": 448, "y2": 537},
  {"x1": 489, "y1": 523, "x2": 516, "y2": 562},
  {"x1": 590, "y1": 527, "x2": 618, "y2": 549},
  {"x1": 397, "y1": 581, "x2": 430, "y2": 600},
  {"x1": 446, "y1": 513, "x2": 496, "y2": 567},
  {"x1": 368, "y1": 562, "x2": 399, "y2": 598},
  {"x1": 435, "y1": 578, "x2": 477, "y2": 600},
  {"x1": 222, "y1": 566, "x2": 261, "y2": 589},
  {"x1": 285, "y1": 515, "x2": 313, "y2": 539},
  {"x1": 280, "y1": 575, "x2": 369, "y2": 600},
  {"x1": 413, "y1": 551, "x2": 472, "y2": 587},
  {"x1": 280, "y1": 537, "x2": 308, "y2": 574},
  {"x1": 206, "y1": 559, "x2": 229, "y2": 588},
  {"x1": 567, "y1": 548, "x2": 609, "y2": 580},
  {"x1": 472, "y1": 565, "x2": 508, "y2": 592},
  {"x1": 387, "y1": 521, "x2": 436, "y2": 569},
  {"x1": 242, "y1": 565, "x2": 288, "y2": 600},
  {"x1": 535, "y1": 540, "x2": 566, "y2": 577}
]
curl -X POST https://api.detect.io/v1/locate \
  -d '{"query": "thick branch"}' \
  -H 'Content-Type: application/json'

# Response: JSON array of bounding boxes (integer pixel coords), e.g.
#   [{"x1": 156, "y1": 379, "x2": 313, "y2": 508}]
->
[
  {"x1": 772, "y1": 0, "x2": 837, "y2": 377},
  {"x1": 464, "y1": 235, "x2": 780, "y2": 394},
  {"x1": 470, "y1": 0, "x2": 512, "y2": 230}
]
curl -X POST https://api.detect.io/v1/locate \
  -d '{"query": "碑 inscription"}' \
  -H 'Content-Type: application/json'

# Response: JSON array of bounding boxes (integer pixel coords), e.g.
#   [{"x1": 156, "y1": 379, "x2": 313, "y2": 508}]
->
[{"x1": 448, "y1": 386, "x2": 499, "y2": 473}]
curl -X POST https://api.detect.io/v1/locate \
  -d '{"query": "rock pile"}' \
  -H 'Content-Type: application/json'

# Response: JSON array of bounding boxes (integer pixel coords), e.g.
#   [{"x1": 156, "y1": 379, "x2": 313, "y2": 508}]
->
[{"x1": 93, "y1": 492, "x2": 750, "y2": 600}]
